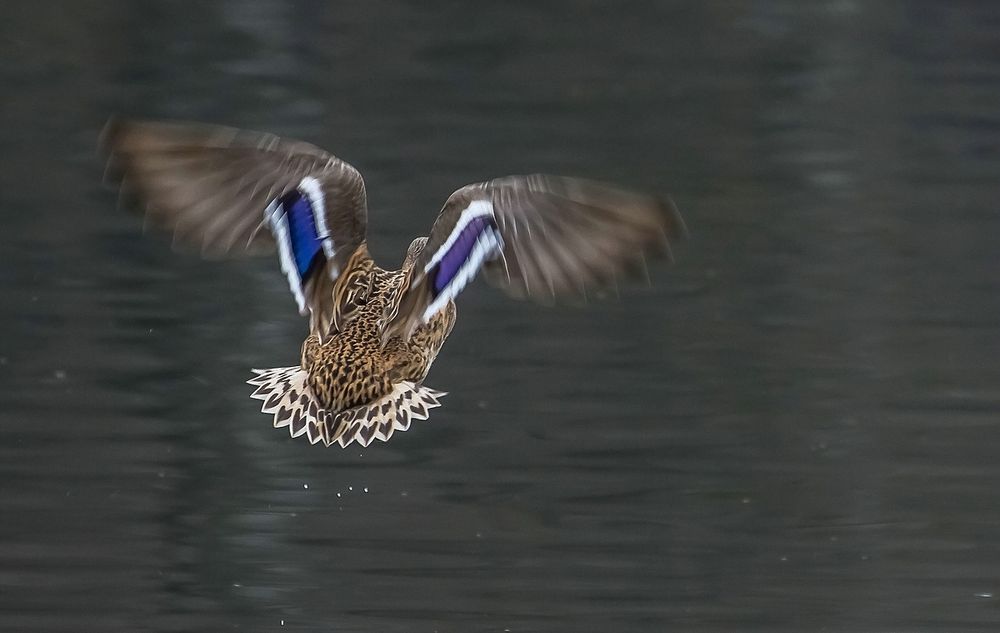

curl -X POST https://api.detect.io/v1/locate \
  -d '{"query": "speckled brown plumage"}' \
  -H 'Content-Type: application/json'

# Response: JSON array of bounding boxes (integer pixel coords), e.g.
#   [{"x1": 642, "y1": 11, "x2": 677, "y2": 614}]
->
[{"x1": 301, "y1": 247, "x2": 456, "y2": 412}]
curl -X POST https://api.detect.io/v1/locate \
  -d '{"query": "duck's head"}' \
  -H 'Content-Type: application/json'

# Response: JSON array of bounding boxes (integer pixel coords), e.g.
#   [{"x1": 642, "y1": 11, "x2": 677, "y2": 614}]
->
[
  {"x1": 380, "y1": 237, "x2": 429, "y2": 347},
  {"x1": 402, "y1": 236, "x2": 428, "y2": 270}
]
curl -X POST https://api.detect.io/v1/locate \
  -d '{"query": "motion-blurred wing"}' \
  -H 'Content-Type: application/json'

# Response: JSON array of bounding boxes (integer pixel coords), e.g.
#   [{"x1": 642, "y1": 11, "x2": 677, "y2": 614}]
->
[
  {"x1": 102, "y1": 119, "x2": 369, "y2": 334},
  {"x1": 385, "y1": 174, "x2": 686, "y2": 340}
]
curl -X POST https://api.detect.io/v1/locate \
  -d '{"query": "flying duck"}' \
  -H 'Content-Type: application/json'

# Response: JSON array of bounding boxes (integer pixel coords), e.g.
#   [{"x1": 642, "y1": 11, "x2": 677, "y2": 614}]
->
[{"x1": 102, "y1": 120, "x2": 686, "y2": 448}]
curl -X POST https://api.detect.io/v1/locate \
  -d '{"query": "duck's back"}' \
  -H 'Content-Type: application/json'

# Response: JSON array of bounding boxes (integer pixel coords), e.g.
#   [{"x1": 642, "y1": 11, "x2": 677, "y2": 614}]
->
[{"x1": 300, "y1": 266, "x2": 403, "y2": 411}]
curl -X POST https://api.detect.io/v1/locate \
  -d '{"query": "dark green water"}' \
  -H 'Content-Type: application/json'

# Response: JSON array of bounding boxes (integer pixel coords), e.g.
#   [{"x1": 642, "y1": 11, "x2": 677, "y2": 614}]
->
[{"x1": 2, "y1": 2, "x2": 999, "y2": 631}]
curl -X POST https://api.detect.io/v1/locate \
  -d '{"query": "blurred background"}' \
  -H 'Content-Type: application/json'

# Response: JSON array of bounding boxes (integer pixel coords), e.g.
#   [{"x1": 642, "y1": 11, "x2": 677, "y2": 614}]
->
[{"x1": 1, "y1": 1, "x2": 999, "y2": 631}]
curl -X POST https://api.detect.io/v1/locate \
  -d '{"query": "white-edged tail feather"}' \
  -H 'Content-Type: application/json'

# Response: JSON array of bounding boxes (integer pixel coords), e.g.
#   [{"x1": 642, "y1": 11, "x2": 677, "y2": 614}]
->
[
  {"x1": 333, "y1": 381, "x2": 447, "y2": 448},
  {"x1": 247, "y1": 367, "x2": 446, "y2": 448},
  {"x1": 248, "y1": 366, "x2": 327, "y2": 444}
]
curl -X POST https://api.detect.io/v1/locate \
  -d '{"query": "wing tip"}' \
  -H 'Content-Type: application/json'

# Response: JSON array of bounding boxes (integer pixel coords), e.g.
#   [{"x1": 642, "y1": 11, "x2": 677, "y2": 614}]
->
[
  {"x1": 98, "y1": 115, "x2": 129, "y2": 187},
  {"x1": 659, "y1": 195, "x2": 689, "y2": 241},
  {"x1": 97, "y1": 115, "x2": 119, "y2": 158}
]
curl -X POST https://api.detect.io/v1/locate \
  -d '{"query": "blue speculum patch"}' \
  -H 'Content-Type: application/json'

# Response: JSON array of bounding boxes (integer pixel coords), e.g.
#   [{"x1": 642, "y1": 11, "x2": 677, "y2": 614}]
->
[
  {"x1": 281, "y1": 189, "x2": 324, "y2": 278},
  {"x1": 432, "y1": 215, "x2": 496, "y2": 294}
]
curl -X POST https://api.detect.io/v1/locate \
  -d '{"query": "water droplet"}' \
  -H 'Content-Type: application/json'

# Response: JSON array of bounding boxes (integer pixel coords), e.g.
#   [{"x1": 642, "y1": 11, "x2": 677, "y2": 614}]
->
[
  {"x1": 303, "y1": 483, "x2": 309, "y2": 489},
  {"x1": 363, "y1": 487, "x2": 368, "y2": 493}
]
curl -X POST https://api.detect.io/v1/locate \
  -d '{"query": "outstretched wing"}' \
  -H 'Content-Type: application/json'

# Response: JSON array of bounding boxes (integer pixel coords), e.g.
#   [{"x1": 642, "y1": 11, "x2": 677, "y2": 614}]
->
[
  {"x1": 102, "y1": 119, "x2": 369, "y2": 335},
  {"x1": 385, "y1": 174, "x2": 686, "y2": 340}
]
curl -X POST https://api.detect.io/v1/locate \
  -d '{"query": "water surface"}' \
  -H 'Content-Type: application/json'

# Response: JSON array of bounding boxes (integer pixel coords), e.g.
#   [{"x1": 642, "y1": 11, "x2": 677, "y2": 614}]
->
[{"x1": 1, "y1": 2, "x2": 999, "y2": 631}]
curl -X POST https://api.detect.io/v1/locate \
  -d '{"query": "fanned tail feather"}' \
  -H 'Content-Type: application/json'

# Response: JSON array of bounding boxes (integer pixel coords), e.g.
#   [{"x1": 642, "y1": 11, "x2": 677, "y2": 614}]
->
[
  {"x1": 248, "y1": 366, "x2": 328, "y2": 444},
  {"x1": 333, "y1": 381, "x2": 447, "y2": 448},
  {"x1": 248, "y1": 367, "x2": 446, "y2": 448}
]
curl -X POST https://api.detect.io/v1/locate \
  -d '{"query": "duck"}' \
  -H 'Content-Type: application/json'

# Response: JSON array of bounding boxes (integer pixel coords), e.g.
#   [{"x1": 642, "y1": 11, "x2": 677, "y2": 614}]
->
[{"x1": 102, "y1": 119, "x2": 686, "y2": 448}]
